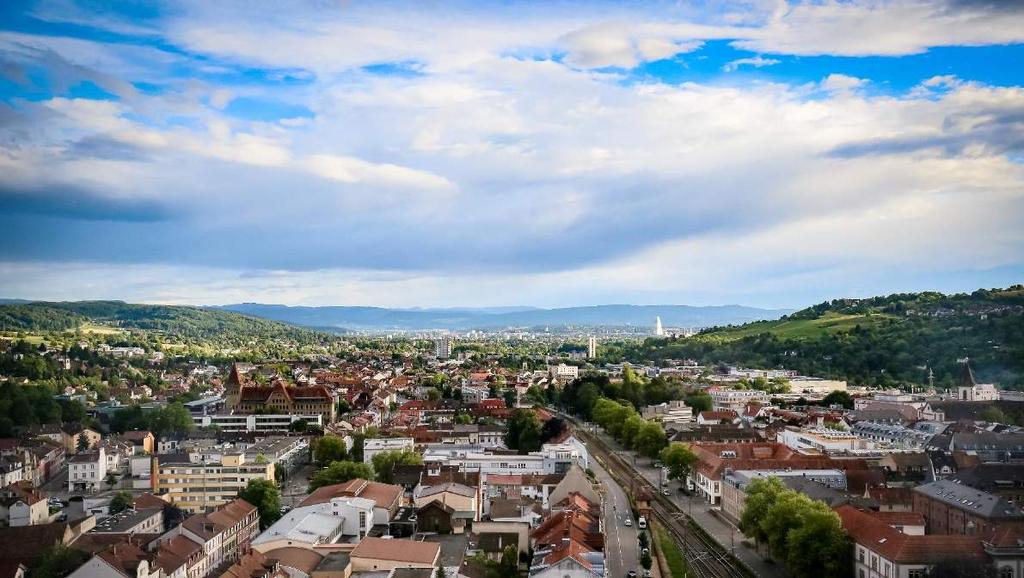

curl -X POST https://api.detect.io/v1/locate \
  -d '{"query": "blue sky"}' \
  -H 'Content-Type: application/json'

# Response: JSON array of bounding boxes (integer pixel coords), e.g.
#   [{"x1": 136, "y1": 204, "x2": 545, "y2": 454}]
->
[{"x1": 0, "y1": 0, "x2": 1022, "y2": 308}]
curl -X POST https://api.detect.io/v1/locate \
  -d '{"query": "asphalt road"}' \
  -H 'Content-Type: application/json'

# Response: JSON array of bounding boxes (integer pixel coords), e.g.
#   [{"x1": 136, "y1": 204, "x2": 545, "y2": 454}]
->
[
  {"x1": 593, "y1": 429, "x2": 789, "y2": 578},
  {"x1": 280, "y1": 463, "x2": 315, "y2": 507},
  {"x1": 592, "y1": 455, "x2": 640, "y2": 578}
]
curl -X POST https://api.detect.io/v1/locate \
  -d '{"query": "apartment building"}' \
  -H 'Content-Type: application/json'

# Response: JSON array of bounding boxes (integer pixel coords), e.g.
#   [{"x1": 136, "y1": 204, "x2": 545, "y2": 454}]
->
[
  {"x1": 709, "y1": 389, "x2": 769, "y2": 411},
  {"x1": 192, "y1": 413, "x2": 324, "y2": 433},
  {"x1": 548, "y1": 364, "x2": 579, "y2": 381},
  {"x1": 839, "y1": 505, "x2": 988, "y2": 578},
  {"x1": 642, "y1": 400, "x2": 693, "y2": 425},
  {"x1": 777, "y1": 426, "x2": 874, "y2": 454},
  {"x1": 151, "y1": 453, "x2": 274, "y2": 513},
  {"x1": 688, "y1": 442, "x2": 867, "y2": 504},
  {"x1": 0, "y1": 482, "x2": 48, "y2": 527},
  {"x1": 69, "y1": 448, "x2": 107, "y2": 493},
  {"x1": 67, "y1": 499, "x2": 258, "y2": 578},
  {"x1": 913, "y1": 480, "x2": 1024, "y2": 536}
]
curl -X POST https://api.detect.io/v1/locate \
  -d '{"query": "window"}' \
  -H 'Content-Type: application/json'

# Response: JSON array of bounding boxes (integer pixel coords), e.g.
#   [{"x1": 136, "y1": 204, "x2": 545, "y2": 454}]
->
[
  {"x1": 1000, "y1": 568, "x2": 1014, "y2": 578},
  {"x1": 858, "y1": 549, "x2": 865, "y2": 563}
]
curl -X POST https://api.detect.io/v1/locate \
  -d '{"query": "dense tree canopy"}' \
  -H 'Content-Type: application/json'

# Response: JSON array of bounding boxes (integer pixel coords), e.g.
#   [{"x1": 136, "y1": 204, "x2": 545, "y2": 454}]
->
[
  {"x1": 314, "y1": 435, "x2": 348, "y2": 465},
  {"x1": 237, "y1": 479, "x2": 282, "y2": 529},
  {"x1": 372, "y1": 449, "x2": 423, "y2": 484},
  {"x1": 505, "y1": 409, "x2": 543, "y2": 453},
  {"x1": 740, "y1": 477, "x2": 850, "y2": 578},
  {"x1": 309, "y1": 461, "x2": 374, "y2": 490},
  {"x1": 659, "y1": 442, "x2": 698, "y2": 483}
]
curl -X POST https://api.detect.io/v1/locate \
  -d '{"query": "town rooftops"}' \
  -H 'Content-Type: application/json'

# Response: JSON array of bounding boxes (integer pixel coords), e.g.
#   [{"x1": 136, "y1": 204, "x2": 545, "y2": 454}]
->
[
  {"x1": 300, "y1": 478, "x2": 402, "y2": 509},
  {"x1": 836, "y1": 505, "x2": 986, "y2": 564},
  {"x1": 417, "y1": 482, "x2": 476, "y2": 499},
  {"x1": 252, "y1": 503, "x2": 345, "y2": 547},
  {"x1": 350, "y1": 537, "x2": 440, "y2": 565},
  {"x1": 913, "y1": 479, "x2": 1024, "y2": 519},
  {"x1": 90, "y1": 508, "x2": 162, "y2": 533}
]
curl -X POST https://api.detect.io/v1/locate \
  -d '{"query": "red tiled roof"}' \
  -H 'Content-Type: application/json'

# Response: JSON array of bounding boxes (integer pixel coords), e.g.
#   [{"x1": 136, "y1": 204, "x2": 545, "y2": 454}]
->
[
  {"x1": 300, "y1": 479, "x2": 402, "y2": 510},
  {"x1": 868, "y1": 511, "x2": 925, "y2": 527},
  {"x1": 350, "y1": 537, "x2": 440, "y2": 565},
  {"x1": 835, "y1": 506, "x2": 986, "y2": 564},
  {"x1": 263, "y1": 547, "x2": 324, "y2": 574},
  {"x1": 699, "y1": 410, "x2": 738, "y2": 421},
  {"x1": 692, "y1": 442, "x2": 865, "y2": 480},
  {"x1": 219, "y1": 550, "x2": 288, "y2": 578}
]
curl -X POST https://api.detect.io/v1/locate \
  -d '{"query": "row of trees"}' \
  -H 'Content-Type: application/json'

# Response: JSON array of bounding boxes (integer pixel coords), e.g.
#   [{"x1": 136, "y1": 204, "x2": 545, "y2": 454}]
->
[
  {"x1": 108, "y1": 403, "x2": 194, "y2": 436},
  {"x1": 310, "y1": 435, "x2": 424, "y2": 489},
  {"x1": 0, "y1": 381, "x2": 90, "y2": 436},
  {"x1": 591, "y1": 398, "x2": 667, "y2": 459},
  {"x1": 505, "y1": 410, "x2": 565, "y2": 454},
  {"x1": 739, "y1": 477, "x2": 851, "y2": 578},
  {"x1": 558, "y1": 373, "x2": 712, "y2": 423}
]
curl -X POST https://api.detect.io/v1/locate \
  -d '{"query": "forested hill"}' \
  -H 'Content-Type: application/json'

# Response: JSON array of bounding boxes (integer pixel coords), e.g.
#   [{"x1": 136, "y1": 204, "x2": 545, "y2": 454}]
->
[
  {"x1": 629, "y1": 286, "x2": 1024, "y2": 389},
  {"x1": 0, "y1": 300, "x2": 335, "y2": 343}
]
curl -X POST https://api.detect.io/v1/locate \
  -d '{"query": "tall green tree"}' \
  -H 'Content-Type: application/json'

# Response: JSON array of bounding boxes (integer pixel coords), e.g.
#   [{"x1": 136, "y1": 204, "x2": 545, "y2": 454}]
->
[
  {"x1": 620, "y1": 414, "x2": 645, "y2": 449},
  {"x1": 147, "y1": 403, "x2": 193, "y2": 436},
  {"x1": 659, "y1": 442, "x2": 697, "y2": 483},
  {"x1": 314, "y1": 435, "x2": 348, "y2": 465},
  {"x1": 739, "y1": 476, "x2": 786, "y2": 545},
  {"x1": 309, "y1": 461, "x2": 374, "y2": 490},
  {"x1": 28, "y1": 545, "x2": 90, "y2": 578},
  {"x1": 237, "y1": 478, "x2": 282, "y2": 529},
  {"x1": 372, "y1": 449, "x2": 423, "y2": 484},
  {"x1": 683, "y1": 391, "x2": 712, "y2": 414},
  {"x1": 785, "y1": 505, "x2": 851, "y2": 578},
  {"x1": 633, "y1": 421, "x2": 667, "y2": 459},
  {"x1": 109, "y1": 491, "x2": 133, "y2": 514},
  {"x1": 505, "y1": 409, "x2": 543, "y2": 453}
]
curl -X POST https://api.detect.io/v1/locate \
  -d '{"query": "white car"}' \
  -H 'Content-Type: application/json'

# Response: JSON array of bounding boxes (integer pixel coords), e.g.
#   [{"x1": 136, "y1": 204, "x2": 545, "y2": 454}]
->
[{"x1": 624, "y1": 518, "x2": 632, "y2": 527}]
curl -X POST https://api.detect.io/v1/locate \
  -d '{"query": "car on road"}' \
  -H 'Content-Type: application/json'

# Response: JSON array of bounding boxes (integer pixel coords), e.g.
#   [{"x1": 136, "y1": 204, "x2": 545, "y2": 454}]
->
[
  {"x1": 643, "y1": 571, "x2": 652, "y2": 578},
  {"x1": 623, "y1": 518, "x2": 632, "y2": 527},
  {"x1": 662, "y1": 489, "x2": 670, "y2": 496},
  {"x1": 627, "y1": 571, "x2": 637, "y2": 578}
]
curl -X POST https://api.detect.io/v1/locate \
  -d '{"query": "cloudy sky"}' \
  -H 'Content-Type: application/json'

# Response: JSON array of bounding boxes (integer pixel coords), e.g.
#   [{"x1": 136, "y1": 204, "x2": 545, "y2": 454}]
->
[{"x1": 1, "y1": 0, "x2": 1022, "y2": 309}]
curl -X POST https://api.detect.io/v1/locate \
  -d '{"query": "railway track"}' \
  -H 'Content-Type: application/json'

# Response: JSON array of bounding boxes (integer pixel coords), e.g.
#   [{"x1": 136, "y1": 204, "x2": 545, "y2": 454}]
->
[{"x1": 566, "y1": 415, "x2": 756, "y2": 578}]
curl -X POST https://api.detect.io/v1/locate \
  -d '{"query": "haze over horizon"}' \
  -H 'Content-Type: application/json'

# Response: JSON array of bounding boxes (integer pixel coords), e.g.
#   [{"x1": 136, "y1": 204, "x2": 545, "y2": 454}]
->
[{"x1": 1, "y1": 1, "x2": 1023, "y2": 308}]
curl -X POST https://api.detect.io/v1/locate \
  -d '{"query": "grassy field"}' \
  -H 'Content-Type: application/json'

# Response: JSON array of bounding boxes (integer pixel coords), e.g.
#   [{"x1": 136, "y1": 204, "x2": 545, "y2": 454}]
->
[
  {"x1": 80, "y1": 323, "x2": 122, "y2": 335},
  {"x1": 705, "y1": 311, "x2": 896, "y2": 340},
  {"x1": 655, "y1": 524, "x2": 688, "y2": 578}
]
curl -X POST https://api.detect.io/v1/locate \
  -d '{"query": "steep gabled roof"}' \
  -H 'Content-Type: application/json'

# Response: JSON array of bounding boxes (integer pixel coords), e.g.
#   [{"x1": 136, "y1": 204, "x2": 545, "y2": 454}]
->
[{"x1": 836, "y1": 505, "x2": 986, "y2": 564}]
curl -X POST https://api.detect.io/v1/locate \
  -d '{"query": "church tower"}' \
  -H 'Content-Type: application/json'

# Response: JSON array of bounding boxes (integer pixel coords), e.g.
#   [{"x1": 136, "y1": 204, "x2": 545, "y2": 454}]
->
[{"x1": 225, "y1": 363, "x2": 244, "y2": 411}]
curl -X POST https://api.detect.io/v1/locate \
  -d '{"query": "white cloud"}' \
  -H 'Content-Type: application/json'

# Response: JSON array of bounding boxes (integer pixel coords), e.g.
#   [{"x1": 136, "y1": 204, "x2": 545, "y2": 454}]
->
[
  {"x1": 2, "y1": 1, "x2": 1024, "y2": 306},
  {"x1": 722, "y1": 56, "x2": 780, "y2": 72},
  {"x1": 821, "y1": 73, "x2": 868, "y2": 92},
  {"x1": 303, "y1": 155, "x2": 454, "y2": 191}
]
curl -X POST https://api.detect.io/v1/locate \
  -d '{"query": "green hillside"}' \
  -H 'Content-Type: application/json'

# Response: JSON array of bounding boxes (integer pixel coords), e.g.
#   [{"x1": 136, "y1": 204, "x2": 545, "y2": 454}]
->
[
  {"x1": 632, "y1": 286, "x2": 1024, "y2": 389},
  {"x1": 0, "y1": 300, "x2": 336, "y2": 346}
]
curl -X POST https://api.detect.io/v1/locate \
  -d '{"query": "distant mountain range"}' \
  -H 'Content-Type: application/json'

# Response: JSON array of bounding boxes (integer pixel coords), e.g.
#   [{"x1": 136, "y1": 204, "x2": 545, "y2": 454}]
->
[{"x1": 213, "y1": 303, "x2": 793, "y2": 331}]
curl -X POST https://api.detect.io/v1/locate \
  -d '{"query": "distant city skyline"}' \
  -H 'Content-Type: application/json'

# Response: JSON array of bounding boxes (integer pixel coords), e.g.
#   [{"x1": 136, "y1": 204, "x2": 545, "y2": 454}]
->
[{"x1": 1, "y1": 1, "x2": 1022, "y2": 308}]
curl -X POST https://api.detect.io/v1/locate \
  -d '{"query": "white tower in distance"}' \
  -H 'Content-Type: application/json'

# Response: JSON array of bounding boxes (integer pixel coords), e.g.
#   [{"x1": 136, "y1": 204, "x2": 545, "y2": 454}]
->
[
  {"x1": 655, "y1": 316, "x2": 664, "y2": 337},
  {"x1": 435, "y1": 336, "x2": 453, "y2": 359},
  {"x1": 587, "y1": 336, "x2": 597, "y2": 359}
]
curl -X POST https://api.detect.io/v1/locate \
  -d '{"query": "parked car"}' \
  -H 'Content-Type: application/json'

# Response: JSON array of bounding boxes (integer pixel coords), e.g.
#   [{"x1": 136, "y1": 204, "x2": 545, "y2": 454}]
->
[
  {"x1": 624, "y1": 518, "x2": 632, "y2": 527},
  {"x1": 627, "y1": 571, "x2": 637, "y2": 578}
]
